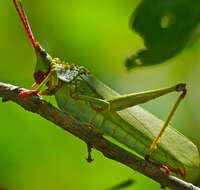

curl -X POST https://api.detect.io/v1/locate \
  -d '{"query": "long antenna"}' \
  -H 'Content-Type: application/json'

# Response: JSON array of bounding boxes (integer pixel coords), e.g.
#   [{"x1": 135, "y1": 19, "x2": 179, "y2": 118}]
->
[
  {"x1": 13, "y1": 0, "x2": 36, "y2": 48},
  {"x1": 18, "y1": 1, "x2": 35, "y2": 43}
]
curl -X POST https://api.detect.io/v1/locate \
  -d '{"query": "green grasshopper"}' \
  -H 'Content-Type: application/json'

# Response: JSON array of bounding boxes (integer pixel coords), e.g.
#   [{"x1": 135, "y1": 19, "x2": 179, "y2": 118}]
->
[{"x1": 13, "y1": 0, "x2": 199, "y2": 178}]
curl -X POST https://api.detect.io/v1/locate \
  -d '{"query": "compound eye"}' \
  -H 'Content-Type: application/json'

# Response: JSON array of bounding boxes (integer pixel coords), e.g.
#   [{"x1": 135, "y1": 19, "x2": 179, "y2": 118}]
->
[{"x1": 40, "y1": 49, "x2": 47, "y2": 57}]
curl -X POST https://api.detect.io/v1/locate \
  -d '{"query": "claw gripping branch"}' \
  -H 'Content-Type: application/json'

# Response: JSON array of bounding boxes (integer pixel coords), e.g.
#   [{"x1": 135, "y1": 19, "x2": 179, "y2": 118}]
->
[
  {"x1": 13, "y1": 0, "x2": 36, "y2": 48},
  {"x1": 145, "y1": 155, "x2": 170, "y2": 175},
  {"x1": 19, "y1": 90, "x2": 39, "y2": 98}
]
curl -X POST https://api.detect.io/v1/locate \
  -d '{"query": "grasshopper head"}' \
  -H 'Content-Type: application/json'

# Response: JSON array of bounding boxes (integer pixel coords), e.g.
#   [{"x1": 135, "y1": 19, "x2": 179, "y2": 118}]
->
[
  {"x1": 34, "y1": 42, "x2": 52, "y2": 84},
  {"x1": 13, "y1": 0, "x2": 52, "y2": 84}
]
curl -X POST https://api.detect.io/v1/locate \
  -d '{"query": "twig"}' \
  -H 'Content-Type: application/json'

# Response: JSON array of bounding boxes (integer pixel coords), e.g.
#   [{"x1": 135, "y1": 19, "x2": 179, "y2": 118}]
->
[{"x1": 0, "y1": 82, "x2": 199, "y2": 190}]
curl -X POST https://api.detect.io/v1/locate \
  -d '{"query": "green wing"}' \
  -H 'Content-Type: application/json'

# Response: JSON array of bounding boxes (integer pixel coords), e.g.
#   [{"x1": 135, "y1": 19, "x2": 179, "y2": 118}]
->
[{"x1": 82, "y1": 75, "x2": 200, "y2": 171}]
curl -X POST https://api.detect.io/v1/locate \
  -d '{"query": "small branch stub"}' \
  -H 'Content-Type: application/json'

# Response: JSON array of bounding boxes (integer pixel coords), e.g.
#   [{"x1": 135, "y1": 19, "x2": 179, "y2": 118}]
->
[{"x1": 86, "y1": 143, "x2": 94, "y2": 163}]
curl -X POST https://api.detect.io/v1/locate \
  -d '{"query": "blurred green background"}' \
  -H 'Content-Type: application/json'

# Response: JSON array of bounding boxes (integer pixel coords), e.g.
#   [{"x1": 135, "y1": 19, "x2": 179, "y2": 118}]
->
[{"x1": 0, "y1": 0, "x2": 200, "y2": 189}]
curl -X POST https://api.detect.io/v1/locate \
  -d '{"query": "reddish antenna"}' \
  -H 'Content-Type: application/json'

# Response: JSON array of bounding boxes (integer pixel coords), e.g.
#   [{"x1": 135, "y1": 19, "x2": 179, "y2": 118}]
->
[{"x1": 13, "y1": 0, "x2": 36, "y2": 48}]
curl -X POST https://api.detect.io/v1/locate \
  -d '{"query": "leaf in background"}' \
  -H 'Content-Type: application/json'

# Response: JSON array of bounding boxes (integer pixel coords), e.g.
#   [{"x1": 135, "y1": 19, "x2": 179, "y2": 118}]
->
[
  {"x1": 125, "y1": 0, "x2": 200, "y2": 70},
  {"x1": 107, "y1": 179, "x2": 135, "y2": 190}
]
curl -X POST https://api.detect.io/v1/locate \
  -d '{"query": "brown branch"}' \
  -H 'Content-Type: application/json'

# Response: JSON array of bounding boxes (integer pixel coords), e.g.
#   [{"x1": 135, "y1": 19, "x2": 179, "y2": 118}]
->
[{"x1": 0, "y1": 82, "x2": 199, "y2": 190}]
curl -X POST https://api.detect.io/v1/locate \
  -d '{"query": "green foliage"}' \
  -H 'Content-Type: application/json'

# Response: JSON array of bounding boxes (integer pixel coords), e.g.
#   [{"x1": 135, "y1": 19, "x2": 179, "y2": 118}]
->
[{"x1": 125, "y1": 0, "x2": 200, "y2": 70}]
